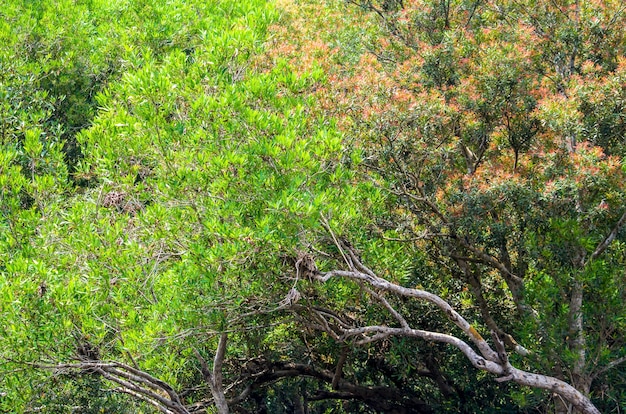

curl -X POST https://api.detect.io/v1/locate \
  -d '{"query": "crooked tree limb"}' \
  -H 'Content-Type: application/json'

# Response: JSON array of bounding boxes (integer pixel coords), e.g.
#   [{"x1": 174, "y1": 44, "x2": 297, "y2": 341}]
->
[
  {"x1": 315, "y1": 268, "x2": 500, "y2": 363},
  {"x1": 310, "y1": 248, "x2": 601, "y2": 414},
  {"x1": 366, "y1": 287, "x2": 410, "y2": 329},
  {"x1": 114, "y1": 387, "x2": 176, "y2": 414},
  {"x1": 229, "y1": 360, "x2": 433, "y2": 413},
  {"x1": 98, "y1": 370, "x2": 187, "y2": 413}
]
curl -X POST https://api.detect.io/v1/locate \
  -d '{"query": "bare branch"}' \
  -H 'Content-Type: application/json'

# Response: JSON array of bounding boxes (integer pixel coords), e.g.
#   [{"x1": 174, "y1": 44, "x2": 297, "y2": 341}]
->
[
  {"x1": 303, "y1": 305, "x2": 354, "y2": 330},
  {"x1": 310, "y1": 245, "x2": 601, "y2": 414},
  {"x1": 109, "y1": 361, "x2": 184, "y2": 405},
  {"x1": 320, "y1": 213, "x2": 352, "y2": 269},
  {"x1": 213, "y1": 333, "x2": 228, "y2": 392},
  {"x1": 31, "y1": 360, "x2": 190, "y2": 414},
  {"x1": 592, "y1": 355, "x2": 626, "y2": 381},
  {"x1": 362, "y1": 286, "x2": 407, "y2": 329},
  {"x1": 344, "y1": 324, "x2": 503, "y2": 371},
  {"x1": 331, "y1": 346, "x2": 349, "y2": 389},
  {"x1": 315, "y1": 268, "x2": 499, "y2": 362},
  {"x1": 98, "y1": 369, "x2": 189, "y2": 414},
  {"x1": 589, "y1": 210, "x2": 626, "y2": 262},
  {"x1": 490, "y1": 331, "x2": 514, "y2": 384},
  {"x1": 114, "y1": 388, "x2": 176, "y2": 414}
]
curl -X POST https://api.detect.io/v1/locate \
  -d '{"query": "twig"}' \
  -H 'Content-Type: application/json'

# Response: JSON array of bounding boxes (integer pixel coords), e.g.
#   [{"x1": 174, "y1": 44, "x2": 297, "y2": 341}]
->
[{"x1": 320, "y1": 213, "x2": 352, "y2": 269}]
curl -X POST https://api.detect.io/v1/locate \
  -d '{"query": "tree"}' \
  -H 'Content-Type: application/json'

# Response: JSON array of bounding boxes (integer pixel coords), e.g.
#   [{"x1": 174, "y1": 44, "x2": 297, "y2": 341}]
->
[
  {"x1": 307, "y1": 238, "x2": 601, "y2": 413},
  {"x1": 2, "y1": 0, "x2": 625, "y2": 412},
  {"x1": 1, "y1": 0, "x2": 372, "y2": 412},
  {"x1": 304, "y1": 0, "x2": 626, "y2": 411}
]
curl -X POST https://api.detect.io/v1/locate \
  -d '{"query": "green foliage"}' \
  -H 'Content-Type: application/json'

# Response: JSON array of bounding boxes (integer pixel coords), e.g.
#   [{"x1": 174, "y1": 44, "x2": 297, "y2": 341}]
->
[
  {"x1": 0, "y1": 0, "x2": 384, "y2": 411},
  {"x1": 311, "y1": 0, "x2": 626, "y2": 411},
  {"x1": 2, "y1": 0, "x2": 625, "y2": 412}
]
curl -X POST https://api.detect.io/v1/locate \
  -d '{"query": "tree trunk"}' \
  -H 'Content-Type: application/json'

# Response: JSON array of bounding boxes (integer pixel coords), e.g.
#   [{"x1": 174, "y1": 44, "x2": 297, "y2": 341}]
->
[{"x1": 195, "y1": 333, "x2": 230, "y2": 414}]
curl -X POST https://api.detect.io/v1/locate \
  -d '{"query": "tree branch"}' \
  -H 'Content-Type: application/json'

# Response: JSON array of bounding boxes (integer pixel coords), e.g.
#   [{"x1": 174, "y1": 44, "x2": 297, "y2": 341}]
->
[
  {"x1": 114, "y1": 388, "x2": 176, "y2": 414},
  {"x1": 310, "y1": 245, "x2": 601, "y2": 414},
  {"x1": 589, "y1": 210, "x2": 626, "y2": 263},
  {"x1": 229, "y1": 359, "x2": 433, "y2": 413},
  {"x1": 31, "y1": 361, "x2": 190, "y2": 414},
  {"x1": 591, "y1": 355, "x2": 626, "y2": 381},
  {"x1": 194, "y1": 333, "x2": 229, "y2": 414},
  {"x1": 332, "y1": 345, "x2": 349, "y2": 390},
  {"x1": 364, "y1": 286, "x2": 410, "y2": 329},
  {"x1": 315, "y1": 267, "x2": 500, "y2": 363}
]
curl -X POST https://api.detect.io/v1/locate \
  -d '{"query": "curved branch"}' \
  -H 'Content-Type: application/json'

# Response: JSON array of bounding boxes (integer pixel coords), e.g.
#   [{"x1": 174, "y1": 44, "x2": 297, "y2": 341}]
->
[
  {"x1": 315, "y1": 268, "x2": 499, "y2": 363},
  {"x1": 342, "y1": 325, "x2": 503, "y2": 372},
  {"x1": 32, "y1": 361, "x2": 190, "y2": 414},
  {"x1": 229, "y1": 360, "x2": 433, "y2": 413},
  {"x1": 364, "y1": 287, "x2": 410, "y2": 329},
  {"x1": 114, "y1": 387, "x2": 177, "y2": 414},
  {"x1": 311, "y1": 249, "x2": 601, "y2": 414}
]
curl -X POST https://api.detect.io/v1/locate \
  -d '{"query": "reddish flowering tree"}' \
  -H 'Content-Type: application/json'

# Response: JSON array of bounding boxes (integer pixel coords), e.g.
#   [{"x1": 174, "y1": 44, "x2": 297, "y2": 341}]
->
[{"x1": 297, "y1": 0, "x2": 626, "y2": 412}]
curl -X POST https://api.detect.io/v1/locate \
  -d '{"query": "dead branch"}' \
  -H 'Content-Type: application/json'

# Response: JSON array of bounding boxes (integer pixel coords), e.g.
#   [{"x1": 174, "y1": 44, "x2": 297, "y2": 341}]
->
[{"x1": 310, "y1": 244, "x2": 601, "y2": 414}]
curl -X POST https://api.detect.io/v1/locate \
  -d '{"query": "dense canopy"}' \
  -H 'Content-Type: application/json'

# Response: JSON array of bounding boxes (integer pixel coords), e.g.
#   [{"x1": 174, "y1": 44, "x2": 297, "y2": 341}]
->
[{"x1": 1, "y1": 0, "x2": 625, "y2": 413}]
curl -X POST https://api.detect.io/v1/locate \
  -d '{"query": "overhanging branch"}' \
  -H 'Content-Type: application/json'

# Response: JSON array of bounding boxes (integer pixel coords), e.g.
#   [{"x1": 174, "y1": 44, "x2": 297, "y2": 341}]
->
[
  {"x1": 309, "y1": 242, "x2": 601, "y2": 414},
  {"x1": 32, "y1": 361, "x2": 190, "y2": 414}
]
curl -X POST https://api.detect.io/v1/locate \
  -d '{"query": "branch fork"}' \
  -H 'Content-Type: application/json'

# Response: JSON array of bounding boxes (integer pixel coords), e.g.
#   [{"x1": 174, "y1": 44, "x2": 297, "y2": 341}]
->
[{"x1": 308, "y1": 237, "x2": 601, "y2": 414}]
